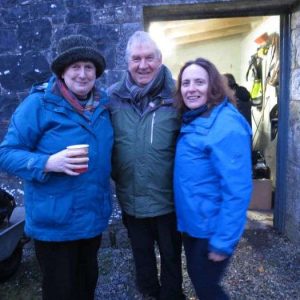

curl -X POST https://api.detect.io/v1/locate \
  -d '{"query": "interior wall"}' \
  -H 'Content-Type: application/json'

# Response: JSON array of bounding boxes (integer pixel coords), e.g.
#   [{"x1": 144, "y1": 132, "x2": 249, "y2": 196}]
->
[
  {"x1": 240, "y1": 16, "x2": 280, "y2": 184},
  {"x1": 151, "y1": 15, "x2": 280, "y2": 185},
  {"x1": 162, "y1": 35, "x2": 243, "y2": 80},
  {"x1": 240, "y1": 16, "x2": 280, "y2": 88}
]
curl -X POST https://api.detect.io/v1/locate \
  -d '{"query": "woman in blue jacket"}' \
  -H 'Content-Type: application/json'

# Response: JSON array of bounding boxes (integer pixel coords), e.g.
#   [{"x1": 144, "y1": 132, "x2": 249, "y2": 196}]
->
[
  {"x1": 0, "y1": 35, "x2": 113, "y2": 300},
  {"x1": 174, "y1": 58, "x2": 252, "y2": 300}
]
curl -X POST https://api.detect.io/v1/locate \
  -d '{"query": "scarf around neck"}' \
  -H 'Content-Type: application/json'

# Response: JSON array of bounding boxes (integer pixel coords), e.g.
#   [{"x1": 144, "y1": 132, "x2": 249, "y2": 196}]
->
[
  {"x1": 124, "y1": 65, "x2": 174, "y2": 113},
  {"x1": 182, "y1": 104, "x2": 209, "y2": 124},
  {"x1": 54, "y1": 78, "x2": 101, "y2": 117}
]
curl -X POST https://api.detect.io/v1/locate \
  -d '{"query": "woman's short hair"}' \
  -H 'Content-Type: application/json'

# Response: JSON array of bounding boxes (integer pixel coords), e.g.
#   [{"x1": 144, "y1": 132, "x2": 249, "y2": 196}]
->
[
  {"x1": 175, "y1": 57, "x2": 235, "y2": 112},
  {"x1": 125, "y1": 31, "x2": 162, "y2": 62}
]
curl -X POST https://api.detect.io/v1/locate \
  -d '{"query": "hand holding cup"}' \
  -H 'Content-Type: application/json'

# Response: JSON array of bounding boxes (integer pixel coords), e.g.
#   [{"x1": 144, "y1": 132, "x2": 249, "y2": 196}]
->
[
  {"x1": 44, "y1": 144, "x2": 89, "y2": 175},
  {"x1": 66, "y1": 144, "x2": 89, "y2": 174}
]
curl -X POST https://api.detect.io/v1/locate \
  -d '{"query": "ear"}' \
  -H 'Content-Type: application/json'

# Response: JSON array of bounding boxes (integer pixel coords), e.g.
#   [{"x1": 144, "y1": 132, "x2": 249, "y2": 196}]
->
[{"x1": 158, "y1": 55, "x2": 162, "y2": 65}]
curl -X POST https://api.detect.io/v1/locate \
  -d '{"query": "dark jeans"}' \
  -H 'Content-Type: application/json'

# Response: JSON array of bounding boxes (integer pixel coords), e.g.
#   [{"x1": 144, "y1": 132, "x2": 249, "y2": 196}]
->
[
  {"x1": 124, "y1": 212, "x2": 184, "y2": 300},
  {"x1": 34, "y1": 235, "x2": 102, "y2": 300},
  {"x1": 183, "y1": 234, "x2": 230, "y2": 300}
]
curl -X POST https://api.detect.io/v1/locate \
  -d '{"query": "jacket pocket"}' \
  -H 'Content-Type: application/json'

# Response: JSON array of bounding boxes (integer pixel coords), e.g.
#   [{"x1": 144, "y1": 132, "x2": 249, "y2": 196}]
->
[
  {"x1": 199, "y1": 199, "x2": 219, "y2": 234},
  {"x1": 31, "y1": 191, "x2": 74, "y2": 227},
  {"x1": 150, "y1": 112, "x2": 180, "y2": 151}
]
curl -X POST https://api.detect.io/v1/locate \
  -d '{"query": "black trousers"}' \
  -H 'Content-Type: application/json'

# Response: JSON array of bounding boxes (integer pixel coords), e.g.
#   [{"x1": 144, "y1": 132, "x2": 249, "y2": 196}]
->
[
  {"x1": 124, "y1": 212, "x2": 184, "y2": 300},
  {"x1": 34, "y1": 235, "x2": 102, "y2": 300},
  {"x1": 183, "y1": 234, "x2": 230, "y2": 300}
]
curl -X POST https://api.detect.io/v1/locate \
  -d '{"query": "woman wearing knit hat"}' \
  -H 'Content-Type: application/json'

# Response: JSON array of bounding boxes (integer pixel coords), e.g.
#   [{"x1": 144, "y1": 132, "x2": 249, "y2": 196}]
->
[{"x1": 0, "y1": 35, "x2": 113, "y2": 300}]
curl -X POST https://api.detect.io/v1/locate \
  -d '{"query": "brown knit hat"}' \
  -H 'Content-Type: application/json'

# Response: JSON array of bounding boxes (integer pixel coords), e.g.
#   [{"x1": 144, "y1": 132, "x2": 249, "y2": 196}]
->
[{"x1": 51, "y1": 35, "x2": 106, "y2": 78}]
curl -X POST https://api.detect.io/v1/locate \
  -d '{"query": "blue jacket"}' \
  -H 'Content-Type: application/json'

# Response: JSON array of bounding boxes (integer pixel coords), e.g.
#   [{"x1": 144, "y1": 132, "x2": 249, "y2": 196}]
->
[
  {"x1": 174, "y1": 100, "x2": 252, "y2": 255},
  {"x1": 0, "y1": 77, "x2": 113, "y2": 241}
]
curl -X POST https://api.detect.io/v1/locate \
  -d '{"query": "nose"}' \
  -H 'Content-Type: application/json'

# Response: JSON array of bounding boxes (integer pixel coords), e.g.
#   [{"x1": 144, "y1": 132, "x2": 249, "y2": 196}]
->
[
  {"x1": 138, "y1": 58, "x2": 148, "y2": 69},
  {"x1": 78, "y1": 66, "x2": 86, "y2": 78},
  {"x1": 186, "y1": 82, "x2": 196, "y2": 92}
]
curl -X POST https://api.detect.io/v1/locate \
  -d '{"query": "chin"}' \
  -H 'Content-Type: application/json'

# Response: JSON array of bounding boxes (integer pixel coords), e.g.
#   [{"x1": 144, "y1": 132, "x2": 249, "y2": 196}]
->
[{"x1": 187, "y1": 104, "x2": 199, "y2": 110}]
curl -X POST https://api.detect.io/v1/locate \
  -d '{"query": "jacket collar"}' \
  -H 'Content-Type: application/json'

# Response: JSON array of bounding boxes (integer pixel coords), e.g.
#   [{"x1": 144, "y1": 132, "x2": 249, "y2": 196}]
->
[
  {"x1": 31, "y1": 76, "x2": 107, "y2": 132},
  {"x1": 109, "y1": 65, "x2": 175, "y2": 106},
  {"x1": 181, "y1": 98, "x2": 229, "y2": 133},
  {"x1": 33, "y1": 76, "x2": 107, "y2": 113}
]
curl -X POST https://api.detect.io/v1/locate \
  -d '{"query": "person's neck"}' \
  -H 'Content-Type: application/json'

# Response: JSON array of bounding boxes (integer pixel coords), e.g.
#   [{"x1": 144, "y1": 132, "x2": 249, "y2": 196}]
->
[{"x1": 76, "y1": 93, "x2": 90, "y2": 101}]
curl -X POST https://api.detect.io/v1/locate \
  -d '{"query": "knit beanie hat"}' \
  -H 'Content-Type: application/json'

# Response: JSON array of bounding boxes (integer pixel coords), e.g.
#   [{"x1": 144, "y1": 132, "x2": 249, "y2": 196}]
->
[{"x1": 51, "y1": 35, "x2": 106, "y2": 78}]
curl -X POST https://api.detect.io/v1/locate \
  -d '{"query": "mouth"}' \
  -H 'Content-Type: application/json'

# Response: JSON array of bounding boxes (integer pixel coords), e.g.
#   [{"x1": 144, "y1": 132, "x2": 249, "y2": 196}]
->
[
  {"x1": 187, "y1": 95, "x2": 201, "y2": 101},
  {"x1": 137, "y1": 72, "x2": 151, "y2": 76},
  {"x1": 76, "y1": 81, "x2": 89, "y2": 85}
]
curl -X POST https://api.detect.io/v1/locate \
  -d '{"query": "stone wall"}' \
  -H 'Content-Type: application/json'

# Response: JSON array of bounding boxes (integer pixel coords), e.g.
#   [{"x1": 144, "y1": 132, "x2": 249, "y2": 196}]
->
[
  {"x1": 287, "y1": 6, "x2": 300, "y2": 244},
  {"x1": 0, "y1": 0, "x2": 148, "y2": 197},
  {"x1": 0, "y1": 0, "x2": 209, "y2": 196},
  {"x1": 0, "y1": 0, "x2": 299, "y2": 243}
]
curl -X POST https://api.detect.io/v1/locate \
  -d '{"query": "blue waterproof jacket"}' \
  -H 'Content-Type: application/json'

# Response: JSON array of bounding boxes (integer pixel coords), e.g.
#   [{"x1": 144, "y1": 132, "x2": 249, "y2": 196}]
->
[
  {"x1": 0, "y1": 77, "x2": 113, "y2": 241},
  {"x1": 174, "y1": 100, "x2": 252, "y2": 255}
]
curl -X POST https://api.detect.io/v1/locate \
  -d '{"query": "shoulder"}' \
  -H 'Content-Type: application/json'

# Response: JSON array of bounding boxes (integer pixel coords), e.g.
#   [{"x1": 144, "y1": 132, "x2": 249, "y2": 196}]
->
[
  {"x1": 13, "y1": 79, "x2": 54, "y2": 117},
  {"x1": 106, "y1": 80, "x2": 128, "y2": 110},
  {"x1": 15, "y1": 90, "x2": 44, "y2": 114},
  {"x1": 213, "y1": 102, "x2": 251, "y2": 135},
  {"x1": 106, "y1": 81, "x2": 122, "y2": 97}
]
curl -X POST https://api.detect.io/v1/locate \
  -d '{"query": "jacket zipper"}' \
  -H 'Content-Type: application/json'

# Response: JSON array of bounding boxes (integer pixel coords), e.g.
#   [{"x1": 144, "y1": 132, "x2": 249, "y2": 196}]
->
[{"x1": 150, "y1": 112, "x2": 156, "y2": 144}]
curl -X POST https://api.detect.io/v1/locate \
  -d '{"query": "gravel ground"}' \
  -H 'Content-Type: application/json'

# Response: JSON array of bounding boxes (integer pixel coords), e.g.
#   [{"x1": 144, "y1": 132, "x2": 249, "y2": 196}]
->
[{"x1": 0, "y1": 207, "x2": 299, "y2": 300}]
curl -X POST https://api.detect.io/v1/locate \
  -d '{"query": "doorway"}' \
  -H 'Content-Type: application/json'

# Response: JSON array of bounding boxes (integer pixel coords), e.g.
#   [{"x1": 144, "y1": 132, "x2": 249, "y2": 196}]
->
[{"x1": 147, "y1": 14, "x2": 283, "y2": 228}]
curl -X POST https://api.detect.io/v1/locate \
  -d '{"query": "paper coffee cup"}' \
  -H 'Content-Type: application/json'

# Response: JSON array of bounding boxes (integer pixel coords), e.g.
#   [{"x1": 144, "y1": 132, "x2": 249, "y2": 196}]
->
[{"x1": 66, "y1": 144, "x2": 89, "y2": 173}]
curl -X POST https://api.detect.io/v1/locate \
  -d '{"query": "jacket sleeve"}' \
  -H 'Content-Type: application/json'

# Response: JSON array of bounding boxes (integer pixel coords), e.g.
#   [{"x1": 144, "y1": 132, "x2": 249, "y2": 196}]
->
[
  {"x1": 208, "y1": 123, "x2": 252, "y2": 256},
  {"x1": 0, "y1": 94, "x2": 50, "y2": 182}
]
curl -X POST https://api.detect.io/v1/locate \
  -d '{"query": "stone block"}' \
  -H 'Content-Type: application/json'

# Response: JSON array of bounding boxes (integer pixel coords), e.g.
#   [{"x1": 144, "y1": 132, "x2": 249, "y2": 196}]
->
[
  {"x1": 78, "y1": 25, "x2": 120, "y2": 44},
  {"x1": 1, "y1": 6, "x2": 30, "y2": 25},
  {"x1": 90, "y1": 0, "x2": 124, "y2": 8},
  {"x1": 291, "y1": 69, "x2": 300, "y2": 100},
  {"x1": 116, "y1": 23, "x2": 142, "y2": 67},
  {"x1": 66, "y1": 6, "x2": 92, "y2": 24},
  {"x1": 94, "y1": 6, "x2": 142, "y2": 24},
  {"x1": 291, "y1": 10, "x2": 300, "y2": 30},
  {"x1": 29, "y1": 1, "x2": 66, "y2": 19},
  {"x1": 0, "y1": 52, "x2": 50, "y2": 91},
  {"x1": 0, "y1": 28, "x2": 18, "y2": 53},
  {"x1": 98, "y1": 44, "x2": 116, "y2": 69},
  {"x1": 17, "y1": 19, "x2": 52, "y2": 52},
  {"x1": 100, "y1": 70, "x2": 124, "y2": 88},
  {"x1": 0, "y1": 94, "x2": 19, "y2": 127}
]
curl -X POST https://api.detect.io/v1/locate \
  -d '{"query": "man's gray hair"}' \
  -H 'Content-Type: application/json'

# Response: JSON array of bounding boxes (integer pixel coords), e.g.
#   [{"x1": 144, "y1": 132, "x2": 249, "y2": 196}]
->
[{"x1": 125, "y1": 31, "x2": 162, "y2": 62}]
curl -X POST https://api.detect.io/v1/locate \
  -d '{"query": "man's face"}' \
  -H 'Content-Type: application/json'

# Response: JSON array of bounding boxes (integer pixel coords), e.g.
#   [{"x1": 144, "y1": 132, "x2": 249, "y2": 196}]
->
[{"x1": 128, "y1": 42, "x2": 162, "y2": 86}]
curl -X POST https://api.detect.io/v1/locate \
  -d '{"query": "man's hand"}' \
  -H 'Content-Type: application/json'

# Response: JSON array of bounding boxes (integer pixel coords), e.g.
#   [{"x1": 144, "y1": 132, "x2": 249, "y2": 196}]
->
[
  {"x1": 44, "y1": 148, "x2": 89, "y2": 176},
  {"x1": 208, "y1": 252, "x2": 228, "y2": 262}
]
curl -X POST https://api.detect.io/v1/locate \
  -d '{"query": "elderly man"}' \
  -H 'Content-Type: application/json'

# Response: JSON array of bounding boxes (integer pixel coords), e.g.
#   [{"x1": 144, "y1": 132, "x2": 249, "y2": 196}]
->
[{"x1": 108, "y1": 31, "x2": 184, "y2": 300}]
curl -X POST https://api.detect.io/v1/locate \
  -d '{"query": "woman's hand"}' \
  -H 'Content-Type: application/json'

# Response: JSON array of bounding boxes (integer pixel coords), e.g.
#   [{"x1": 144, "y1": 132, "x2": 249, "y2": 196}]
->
[
  {"x1": 208, "y1": 252, "x2": 228, "y2": 262},
  {"x1": 44, "y1": 148, "x2": 89, "y2": 176}
]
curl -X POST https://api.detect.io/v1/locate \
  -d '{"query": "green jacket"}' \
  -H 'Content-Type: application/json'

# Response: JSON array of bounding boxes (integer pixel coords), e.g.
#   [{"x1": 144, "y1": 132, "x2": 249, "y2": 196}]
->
[{"x1": 108, "y1": 70, "x2": 181, "y2": 217}]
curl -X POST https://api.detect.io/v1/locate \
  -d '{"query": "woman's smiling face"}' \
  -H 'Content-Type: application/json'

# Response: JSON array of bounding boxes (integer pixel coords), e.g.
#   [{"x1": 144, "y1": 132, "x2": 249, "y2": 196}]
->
[
  {"x1": 181, "y1": 64, "x2": 209, "y2": 110},
  {"x1": 62, "y1": 61, "x2": 96, "y2": 99}
]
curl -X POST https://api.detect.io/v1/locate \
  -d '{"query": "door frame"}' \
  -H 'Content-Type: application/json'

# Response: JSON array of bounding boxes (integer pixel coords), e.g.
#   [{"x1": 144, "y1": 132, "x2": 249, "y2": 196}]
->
[{"x1": 143, "y1": 1, "x2": 294, "y2": 232}]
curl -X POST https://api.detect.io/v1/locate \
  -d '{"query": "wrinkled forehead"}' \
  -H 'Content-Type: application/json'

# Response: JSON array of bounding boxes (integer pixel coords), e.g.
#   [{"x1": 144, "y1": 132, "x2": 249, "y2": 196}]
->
[{"x1": 128, "y1": 41, "x2": 161, "y2": 58}]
